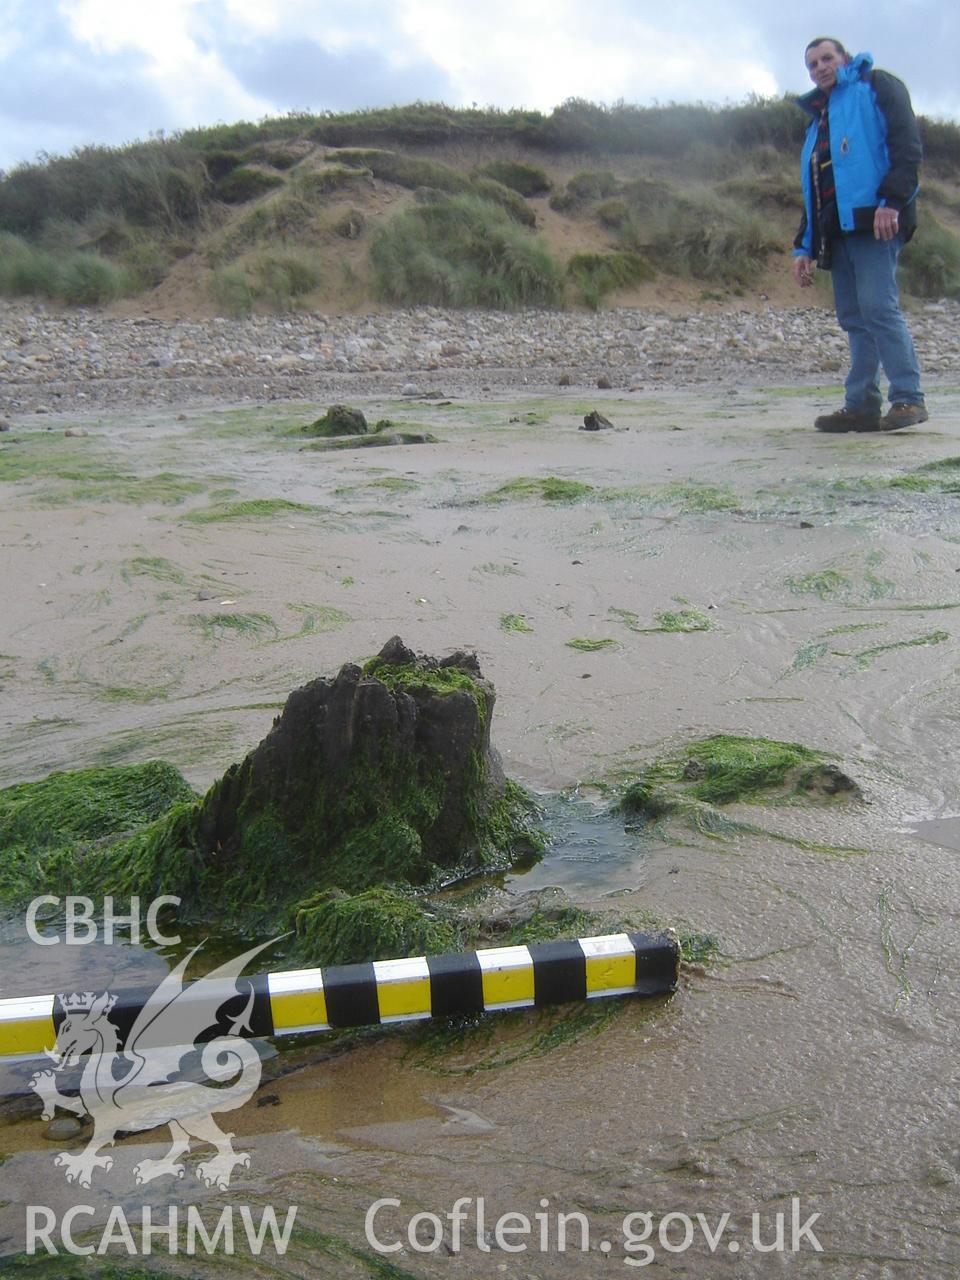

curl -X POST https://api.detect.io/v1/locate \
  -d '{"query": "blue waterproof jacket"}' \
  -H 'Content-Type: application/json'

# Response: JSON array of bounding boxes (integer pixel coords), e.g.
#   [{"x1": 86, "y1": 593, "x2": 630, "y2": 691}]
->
[{"x1": 794, "y1": 52, "x2": 921, "y2": 257}]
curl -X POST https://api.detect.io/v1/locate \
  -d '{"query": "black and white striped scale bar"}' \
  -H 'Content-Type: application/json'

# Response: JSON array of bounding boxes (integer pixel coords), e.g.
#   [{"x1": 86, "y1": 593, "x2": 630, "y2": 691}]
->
[{"x1": 0, "y1": 931, "x2": 678, "y2": 1060}]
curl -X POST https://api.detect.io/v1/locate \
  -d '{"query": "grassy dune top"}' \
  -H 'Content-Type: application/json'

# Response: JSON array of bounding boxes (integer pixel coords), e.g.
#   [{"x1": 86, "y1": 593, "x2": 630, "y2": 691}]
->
[{"x1": 2, "y1": 99, "x2": 958, "y2": 314}]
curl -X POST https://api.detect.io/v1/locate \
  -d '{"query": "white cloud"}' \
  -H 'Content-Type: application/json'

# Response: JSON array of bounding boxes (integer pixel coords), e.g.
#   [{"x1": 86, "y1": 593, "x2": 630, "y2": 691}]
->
[
  {"x1": 0, "y1": 0, "x2": 952, "y2": 172},
  {"x1": 393, "y1": 0, "x2": 777, "y2": 108},
  {"x1": 59, "y1": 0, "x2": 269, "y2": 126}
]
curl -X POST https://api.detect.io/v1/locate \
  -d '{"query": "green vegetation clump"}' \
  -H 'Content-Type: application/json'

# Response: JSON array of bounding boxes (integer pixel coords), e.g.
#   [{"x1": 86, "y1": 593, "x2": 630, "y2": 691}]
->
[
  {"x1": 211, "y1": 248, "x2": 321, "y2": 315},
  {"x1": 677, "y1": 735, "x2": 826, "y2": 804},
  {"x1": 566, "y1": 637, "x2": 618, "y2": 651},
  {"x1": 214, "y1": 166, "x2": 285, "y2": 204},
  {"x1": 551, "y1": 169, "x2": 620, "y2": 211},
  {"x1": 474, "y1": 160, "x2": 552, "y2": 196},
  {"x1": 842, "y1": 629, "x2": 949, "y2": 670},
  {"x1": 660, "y1": 481, "x2": 742, "y2": 512},
  {"x1": 371, "y1": 195, "x2": 563, "y2": 309},
  {"x1": 785, "y1": 569, "x2": 848, "y2": 600},
  {"x1": 0, "y1": 234, "x2": 134, "y2": 304},
  {"x1": 654, "y1": 609, "x2": 712, "y2": 632},
  {"x1": 294, "y1": 165, "x2": 372, "y2": 197},
  {"x1": 0, "y1": 762, "x2": 196, "y2": 901},
  {"x1": 469, "y1": 176, "x2": 536, "y2": 226},
  {"x1": 183, "y1": 498, "x2": 316, "y2": 523},
  {"x1": 500, "y1": 613, "x2": 533, "y2": 633},
  {"x1": 189, "y1": 611, "x2": 278, "y2": 640},
  {"x1": 294, "y1": 887, "x2": 457, "y2": 966},
  {"x1": 332, "y1": 208, "x2": 366, "y2": 239},
  {"x1": 0, "y1": 141, "x2": 206, "y2": 238},
  {"x1": 625, "y1": 190, "x2": 780, "y2": 286},
  {"x1": 203, "y1": 149, "x2": 244, "y2": 180},
  {"x1": 567, "y1": 250, "x2": 654, "y2": 308},
  {"x1": 333, "y1": 149, "x2": 471, "y2": 193},
  {"x1": 208, "y1": 191, "x2": 317, "y2": 266},
  {"x1": 0, "y1": 761, "x2": 195, "y2": 853},
  {"x1": 286, "y1": 604, "x2": 351, "y2": 636},
  {"x1": 482, "y1": 476, "x2": 594, "y2": 503},
  {"x1": 595, "y1": 197, "x2": 631, "y2": 228},
  {"x1": 241, "y1": 142, "x2": 303, "y2": 170},
  {"x1": 619, "y1": 734, "x2": 854, "y2": 820},
  {"x1": 302, "y1": 405, "x2": 368, "y2": 437},
  {"x1": 899, "y1": 210, "x2": 960, "y2": 298},
  {"x1": 360, "y1": 656, "x2": 482, "y2": 699}
]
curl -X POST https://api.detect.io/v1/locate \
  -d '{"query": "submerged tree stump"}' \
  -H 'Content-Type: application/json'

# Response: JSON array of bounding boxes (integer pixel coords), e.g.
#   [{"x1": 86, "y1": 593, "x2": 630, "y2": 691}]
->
[{"x1": 196, "y1": 636, "x2": 531, "y2": 896}]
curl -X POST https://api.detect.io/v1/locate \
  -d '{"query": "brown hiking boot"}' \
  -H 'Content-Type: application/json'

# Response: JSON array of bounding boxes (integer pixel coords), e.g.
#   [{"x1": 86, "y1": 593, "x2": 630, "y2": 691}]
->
[
  {"x1": 880, "y1": 402, "x2": 929, "y2": 431},
  {"x1": 814, "y1": 407, "x2": 881, "y2": 433}
]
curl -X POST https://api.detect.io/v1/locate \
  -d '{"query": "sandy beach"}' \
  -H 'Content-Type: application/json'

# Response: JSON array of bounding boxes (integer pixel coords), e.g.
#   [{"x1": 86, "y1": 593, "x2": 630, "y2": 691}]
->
[{"x1": 2, "y1": 362, "x2": 960, "y2": 1275}]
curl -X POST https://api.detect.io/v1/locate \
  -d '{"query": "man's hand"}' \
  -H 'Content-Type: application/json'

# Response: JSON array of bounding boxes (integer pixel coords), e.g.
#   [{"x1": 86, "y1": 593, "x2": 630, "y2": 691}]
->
[
  {"x1": 874, "y1": 206, "x2": 900, "y2": 241},
  {"x1": 793, "y1": 256, "x2": 814, "y2": 288}
]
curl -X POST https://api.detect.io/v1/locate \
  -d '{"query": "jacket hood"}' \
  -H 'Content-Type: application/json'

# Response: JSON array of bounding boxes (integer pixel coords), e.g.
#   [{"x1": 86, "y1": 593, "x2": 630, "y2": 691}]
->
[
  {"x1": 796, "y1": 50, "x2": 873, "y2": 115},
  {"x1": 837, "y1": 51, "x2": 873, "y2": 84}
]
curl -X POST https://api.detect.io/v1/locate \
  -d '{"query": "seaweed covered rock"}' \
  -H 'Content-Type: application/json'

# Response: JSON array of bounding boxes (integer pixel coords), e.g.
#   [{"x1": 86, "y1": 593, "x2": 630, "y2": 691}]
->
[
  {"x1": 0, "y1": 640, "x2": 540, "y2": 937},
  {"x1": 0, "y1": 762, "x2": 197, "y2": 902},
  {"x1": 302, "y1": 404, "x2": 368, "y2": 437},
  {"x1": 619, "y1": 734, "x2": 861, "y2": 822}
]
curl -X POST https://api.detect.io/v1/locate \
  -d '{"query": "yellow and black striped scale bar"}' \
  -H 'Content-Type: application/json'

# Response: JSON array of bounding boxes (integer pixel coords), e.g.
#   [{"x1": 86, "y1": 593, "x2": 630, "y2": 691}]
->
[{"x1": 0, "y1": 931, "x2": 678, "y2": 1060}]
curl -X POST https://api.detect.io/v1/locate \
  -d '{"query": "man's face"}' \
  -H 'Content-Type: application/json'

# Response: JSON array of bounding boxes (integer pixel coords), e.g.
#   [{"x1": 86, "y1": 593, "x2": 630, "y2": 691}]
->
[{"x1": 805, "y1": 41, "x2": 848, "y2": 94}]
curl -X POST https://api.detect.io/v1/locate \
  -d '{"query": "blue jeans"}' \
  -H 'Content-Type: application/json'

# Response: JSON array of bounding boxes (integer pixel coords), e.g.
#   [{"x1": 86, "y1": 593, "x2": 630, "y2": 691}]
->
[{"x1": 830, "y1": 231, "x2": 924, "y2": 413}]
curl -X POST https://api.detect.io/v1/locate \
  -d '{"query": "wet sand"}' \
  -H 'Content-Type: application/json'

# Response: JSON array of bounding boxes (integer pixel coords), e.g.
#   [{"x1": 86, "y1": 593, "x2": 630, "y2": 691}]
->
[{"x1": 2, "y1": 385, "x2": 960, "y2": 1275}]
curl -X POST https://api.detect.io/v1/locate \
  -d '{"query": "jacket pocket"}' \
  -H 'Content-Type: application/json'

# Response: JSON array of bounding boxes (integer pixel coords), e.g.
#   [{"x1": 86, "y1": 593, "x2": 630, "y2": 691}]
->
[{"x1": 851, "y1": 206, "x2": 876, "y2": 233}]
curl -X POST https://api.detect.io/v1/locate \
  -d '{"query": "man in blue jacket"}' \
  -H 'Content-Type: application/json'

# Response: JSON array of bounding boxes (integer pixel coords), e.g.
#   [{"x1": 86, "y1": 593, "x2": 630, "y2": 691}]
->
[{"x1": 793, "y1": 38, "x2": 928, "y2": 432}]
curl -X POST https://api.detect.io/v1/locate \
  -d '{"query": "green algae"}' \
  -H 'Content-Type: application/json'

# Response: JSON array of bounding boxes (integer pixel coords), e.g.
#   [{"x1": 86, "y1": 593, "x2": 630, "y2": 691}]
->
[
  {"x1": 0, "y1": 433, "x2": 115, "y2": 484},
  {"x1": 293, "y1": 886, "x2": 457, "y2": 966},
  {"x1": 825, "y1": 622, "x2": 886, "y2": 636},
  {"x1": 303, "y1": 430, "x2": 437, "y2": 452},
  {"x1": 785, "y1": 569, "x2": 848, "y2": 600},
  {"x1": 500, "y1": 612, "x2": 533, "y2": 633},
  {"x1": 44, "y1": 472, "x2": 206, "y2": 507},
  {"x1": 609, "y1": 606, "x2": 714, "y2": 635},
  {"x1": 476, "y1": 561, "x2": 522, "y2": 576},
  {"x1": 189, "y1": 611, "x2": 278, "y2": 640},
  {"x1": 654, "y1": 608, "x2": 712, "y2": 633},
  {"x1": 411, "y1": 998, "x2": 626, "y2": 1074},
  {"x1": 619, "y1": 734, "x2": 848, "y2": 817},
  {"x1": 879, "y1": 601, "x2": 960, "y2": 612},
  {"x1": 876, "y1": 883, "x2": 930, "y2": 1009},
  {"x1": 335, "y1": 476, "x2": 420, "y2": 496},
  {"x1": 482, "y1": 476, "x2": 595, "y2": 503},
  {"x1": 360, "y1": 657, "x2": 482, "y2": 700},
  {"x1": 609, "y1": 606, "x2": 641, "y2": 630},
  {"x1": 183, "y1": 498, "x2": 317, "y2": 523},
  {"x1": 0, "y1": 433, "x2": 205, "y2": 507},
  {"x1": 840, "y1": 629, "x2": 949, "y2": 670},
  {"x1": 566, "y1": 637, "x2": 618, "y2": 651},
  {"x1": 785, "y1": 566, "x2": 895, "y2": 604},
  {"x1": 97, "y1": 681, "x2": 174, "y2": 703},
  {"x1": 476, "y1": 475, "x2": 738, "y2": 512},
  {"x1": 616, "y1": 737, "x2": 870, "y2": 865},
  {"x1": 0, "y1": 761, "x2": 197, "y2": 902},
  {"x1": 301, "y1": 405, "x2": 369, "y2": 437},
  {"x1": 120, "y1": 555, "x2": 187, "y2": 586},
  {"x1": 649, "y1": 481, "x2": 738, "y2": 513},
  {"x1": 284, "y1": 603, "x2": 351, "y2": 636}
]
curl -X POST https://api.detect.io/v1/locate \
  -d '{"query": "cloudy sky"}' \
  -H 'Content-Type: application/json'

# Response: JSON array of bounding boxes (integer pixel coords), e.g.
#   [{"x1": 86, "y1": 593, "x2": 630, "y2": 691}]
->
[{"x1": 1, "y1": 0, "x2": 956, "y2": 173}]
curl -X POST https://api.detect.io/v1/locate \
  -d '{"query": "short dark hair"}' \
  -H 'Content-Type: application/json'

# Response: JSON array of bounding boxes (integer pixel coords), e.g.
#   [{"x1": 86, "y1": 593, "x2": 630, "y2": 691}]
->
[{"x1": 805, "y1": 37, "x2": 848, "y2": 58}]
